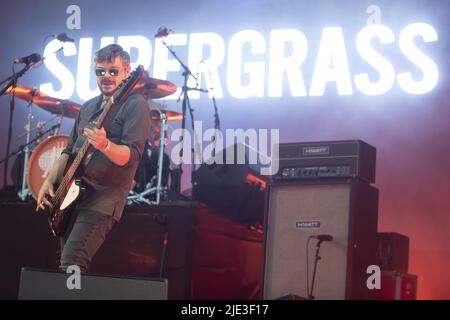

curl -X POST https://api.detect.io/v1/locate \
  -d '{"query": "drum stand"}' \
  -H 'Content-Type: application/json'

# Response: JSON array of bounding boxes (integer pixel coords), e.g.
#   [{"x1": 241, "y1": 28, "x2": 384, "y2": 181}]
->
[
  {"x1": 17, "y1": 109, "x2": 63, "y2": 201},
  {"x1": 127, "y1": 111, "x2": 168, "y2": 205},
  {"x1": 53, "y1": 114, "x2": 63, "y2": 136},
  {"x1": 155, "y1": 112, "x2": 167, "y2": 204},
  {"x1": 17, "y1": 101, "x2": 34, "y2": 200}
]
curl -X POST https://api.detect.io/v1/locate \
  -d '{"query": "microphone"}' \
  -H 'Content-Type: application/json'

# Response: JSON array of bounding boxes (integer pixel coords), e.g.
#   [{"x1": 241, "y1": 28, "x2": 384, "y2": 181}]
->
[
  {"x1": 14, "y1": 53, "x2": 42, "y2": 65},
  {"x1": 54, "y1": 32, "x2": 75, "y2": 43},
  {"x1": 155, "y1": 26, "x2": 172, "y2": 38},
  {"x1": 310, "y1": 234, "x2": 333, "y2": 242}
]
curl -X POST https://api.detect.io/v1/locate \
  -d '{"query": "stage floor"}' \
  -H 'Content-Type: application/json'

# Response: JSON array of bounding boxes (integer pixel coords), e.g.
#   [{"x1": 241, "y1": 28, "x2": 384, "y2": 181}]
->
[{"x1": 0, "y1": 201, "x2": 263, "y2": 300}]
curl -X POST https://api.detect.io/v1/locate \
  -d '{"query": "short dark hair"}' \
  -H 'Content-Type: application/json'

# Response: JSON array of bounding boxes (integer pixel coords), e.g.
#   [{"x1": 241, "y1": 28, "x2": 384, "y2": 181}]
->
[{"x1": 94, "y1": 44, "x2": 130, "y2": 66}]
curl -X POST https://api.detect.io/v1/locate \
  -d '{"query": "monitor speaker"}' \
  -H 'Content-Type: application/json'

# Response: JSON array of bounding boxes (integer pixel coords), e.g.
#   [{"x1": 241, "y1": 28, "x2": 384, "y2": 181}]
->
[
  {"x1": 262, "y1": 179, "x2": 378, "y2": 299},
  {"x1": 192, "y1": 143, "x2": 266, "y2": 226},
  {"x1": 376, "y1": 232, "x2": 409, "y2": 273},
  {"x1": 18, "y1": 267, "x2": 167, "y2": 300}
]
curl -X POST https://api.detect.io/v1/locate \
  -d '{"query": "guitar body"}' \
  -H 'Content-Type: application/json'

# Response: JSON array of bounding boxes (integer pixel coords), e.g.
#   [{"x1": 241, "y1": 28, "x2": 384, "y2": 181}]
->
[
  {"x1": 46, "y1": 152, "x2": 87, "y2": 236},
  {"x1": 47, "y1": 200, "x2": 69, "y2": 237},
  {"x1": 46, "y1": 178, "x2": 84, "y2": 236}
]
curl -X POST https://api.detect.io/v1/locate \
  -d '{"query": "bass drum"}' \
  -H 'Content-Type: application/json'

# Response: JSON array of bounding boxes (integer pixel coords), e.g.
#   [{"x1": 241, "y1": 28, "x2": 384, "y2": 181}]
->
[{"x1": 27, "y1": 135, "x2": 69, "y2": 200}]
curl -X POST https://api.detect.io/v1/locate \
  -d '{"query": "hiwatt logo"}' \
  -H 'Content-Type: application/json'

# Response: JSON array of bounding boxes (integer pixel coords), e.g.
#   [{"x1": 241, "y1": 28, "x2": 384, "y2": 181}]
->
[
  {"x1": 302, "y1": 146, "x2": 330, "y2": 156},
  {"x1": 296, "y1": 221, "x2": 321, "y2": 228}
]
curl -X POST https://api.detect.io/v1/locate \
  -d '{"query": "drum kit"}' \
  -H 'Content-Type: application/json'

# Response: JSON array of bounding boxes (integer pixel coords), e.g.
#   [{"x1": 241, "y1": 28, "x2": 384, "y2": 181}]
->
[{"x1": 5, "y1": 72, "x2": 180, "y2": 205}]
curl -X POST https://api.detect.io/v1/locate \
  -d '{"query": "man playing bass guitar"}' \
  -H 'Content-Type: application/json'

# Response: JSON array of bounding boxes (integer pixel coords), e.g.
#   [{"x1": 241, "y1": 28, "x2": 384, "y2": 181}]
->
[{"x1": 36, "y1": 44, "x2": 151, "y2": 272}]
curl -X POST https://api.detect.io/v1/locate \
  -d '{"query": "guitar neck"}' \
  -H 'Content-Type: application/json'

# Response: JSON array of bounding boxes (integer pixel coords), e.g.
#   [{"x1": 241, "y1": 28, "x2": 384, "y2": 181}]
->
[
  {"x1": 54, "y1": 98, "x2": 113, "y2": 199},
  {"x1": 54, "y1": 139, "x2": 89, "y2": 200}
]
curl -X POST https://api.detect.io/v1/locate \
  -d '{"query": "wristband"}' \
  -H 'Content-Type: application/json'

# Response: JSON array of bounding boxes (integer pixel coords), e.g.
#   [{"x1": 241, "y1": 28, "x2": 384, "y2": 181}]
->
[{"x1": 101, "y1": 139, "x2": 110, "y2": 151}]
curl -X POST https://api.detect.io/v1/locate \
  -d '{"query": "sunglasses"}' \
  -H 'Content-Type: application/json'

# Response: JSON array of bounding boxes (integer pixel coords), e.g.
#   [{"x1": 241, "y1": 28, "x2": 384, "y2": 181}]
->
[{"x1": 95, "y1": 68, "x2": 120, "y2": 77}]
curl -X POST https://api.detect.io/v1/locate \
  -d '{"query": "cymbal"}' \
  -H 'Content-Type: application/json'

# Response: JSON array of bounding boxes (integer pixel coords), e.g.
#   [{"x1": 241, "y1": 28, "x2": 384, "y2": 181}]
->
[
  {"x1": 7, "y1": 85, "x2": 80, "y2": 118},
  {"x1": 134, "y1": 71, "x2": 177, "y2": 99},
  {"x1": 6, "y1": 85, "x2": 48, "y2": 101},
  {"x1": 150, "y1": 109, "x2": 183, "y2": 122},
  {"x1": 32, "y1": 97, "x2": 80, "y2": 118}
]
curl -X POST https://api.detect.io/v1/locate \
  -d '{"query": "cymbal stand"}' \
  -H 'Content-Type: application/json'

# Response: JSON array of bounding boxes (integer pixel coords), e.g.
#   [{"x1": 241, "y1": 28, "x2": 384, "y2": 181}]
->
[
  {"x1": 0, "y1": 124, "x2": 61, "y2": 166},
  {"x1": 0, "y1": 63, "x2": 33, "y2": 189},
  {"x1": 161, "y1": 38, "x2": 208, "y2": 193},
  {"x1": 36, "y1": 114, "x2": 59, "y2": 145},
  {"x1": 211, "y1": 83, "x2": 220, "y2": 158},
  {"x1": 53, "y1": 114, "x2": 63, "y2": 136},
  {"x1": 17, "y1": 115, "x2": 58, "y2": 141},
  {"x1": 17, "y1": 99, "x2": 34, "y2": 200},
  {"x1": 199, "y1": 61, "x2": 221, "y2": 158},
  {"x1": 155, "y1": 111, "x2": 168, "y2": 204},
  {"x1": 127, "y1": 182, "x2": 155, "y2": 205},
  {"x1": 127, "y1": 111, "x2": 168, "y2": 206}
]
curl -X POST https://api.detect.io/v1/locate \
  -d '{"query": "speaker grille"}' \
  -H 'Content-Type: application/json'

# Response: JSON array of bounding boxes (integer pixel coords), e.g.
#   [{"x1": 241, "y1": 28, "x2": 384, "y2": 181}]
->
[{"x1": 262, "y1": 180, "x2": 378, "y2": 300}]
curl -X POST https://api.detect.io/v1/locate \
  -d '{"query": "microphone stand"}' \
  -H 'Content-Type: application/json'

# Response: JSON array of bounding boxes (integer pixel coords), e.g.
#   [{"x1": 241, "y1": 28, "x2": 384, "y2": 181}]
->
[
  {"x1": 0, "y1": 123, "x2": 59, "y2": 200},
  {"x1": 156, "y1": 111, "x2": 167, "y2": 205},
  {"x1": 160, "y1": 39, "x2": 208, "y2": 194},
  {"x1": 0, "y1": 123, "x2": 61, "y2": 165},
  {"x1": 309, "y1": 240, "x2": 324, "y2": 300},
  {"x1": 154, "y1": 213, "x2": 169, "y2": 278},
  {"x1": 0, "y1": 63, "x2": 33, "y2": 190},
  {"x1": 200, "y1": 61, "x2": 221, "y2": 159},
  {"x1": 211, "y1": 88, "x2": 220, "y2": 158},
  {"x1": 17, "y1": 99, "x2": 34, "y2": 200}
]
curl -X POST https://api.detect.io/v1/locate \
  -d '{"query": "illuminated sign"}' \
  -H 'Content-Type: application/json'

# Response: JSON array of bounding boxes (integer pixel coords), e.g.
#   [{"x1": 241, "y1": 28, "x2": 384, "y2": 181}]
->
[{"x1": 40, "y1": 23, "x2": 439, "y2": 102}]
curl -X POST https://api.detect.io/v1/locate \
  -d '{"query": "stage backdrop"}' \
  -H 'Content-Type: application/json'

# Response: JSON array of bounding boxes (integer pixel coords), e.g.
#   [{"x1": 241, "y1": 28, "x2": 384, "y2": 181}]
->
[{"x1": 1, "y1": 0, "x2": 449, "y2": 299}]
